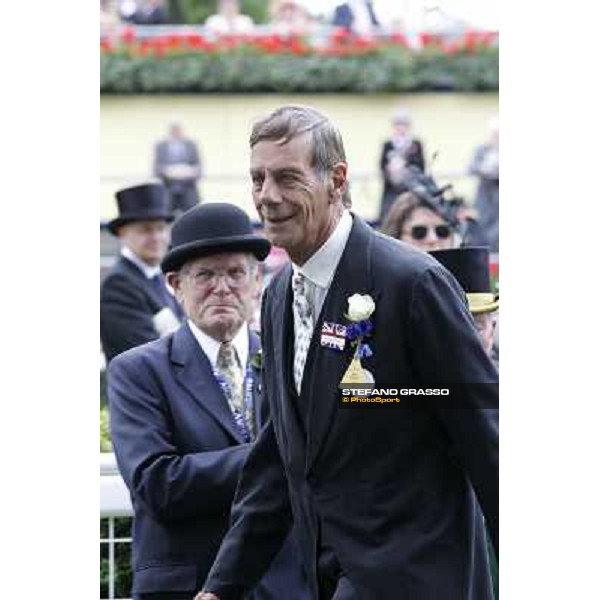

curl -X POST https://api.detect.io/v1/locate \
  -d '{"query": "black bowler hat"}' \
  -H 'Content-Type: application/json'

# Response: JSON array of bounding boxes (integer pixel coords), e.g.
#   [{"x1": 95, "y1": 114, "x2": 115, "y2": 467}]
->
[
  {"x1": 161, "y1": 202, "x2": 271, "y2": 273},
  {"x1": 107, "y1": 183, "x2": 174, "y2": 235},
  {"x1": 429, "y1": 247, "x2": 499, "y2": 314}
]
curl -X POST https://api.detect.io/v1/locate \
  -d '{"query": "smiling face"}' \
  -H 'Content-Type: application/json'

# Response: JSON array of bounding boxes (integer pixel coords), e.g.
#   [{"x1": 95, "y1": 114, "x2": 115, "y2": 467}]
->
[
  {"x1": 250, "y1": 133, "x2": 346, "y2": 265},
  {"x1": 167, "y1": 252, "x2": 260, "y2": 342}
]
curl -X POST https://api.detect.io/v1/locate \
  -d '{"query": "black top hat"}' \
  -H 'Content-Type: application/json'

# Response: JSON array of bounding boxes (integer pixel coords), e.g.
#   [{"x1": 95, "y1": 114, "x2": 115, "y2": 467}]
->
[
  {"x1": 429, "y1": 247, "x2": 499, "y2": 313},
  {"x1": 161, "y1": 202, "x2": 271, "y2": 273},
  {"x1": 107, "y1": 183, "x2": 174, "y2": 235}
]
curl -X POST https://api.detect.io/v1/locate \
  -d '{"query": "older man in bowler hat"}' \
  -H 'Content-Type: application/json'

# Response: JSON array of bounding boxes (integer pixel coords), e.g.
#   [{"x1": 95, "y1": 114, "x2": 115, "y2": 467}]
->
[
  {"x1": 101, "y1": 183, "x2": 185, "y2": 363},
  {"x1": 198, "y1": 105, "x2": 498, "y2": 600},
  {"x1": 108, "y1": 203, "x2": 309, "y2": 600}
]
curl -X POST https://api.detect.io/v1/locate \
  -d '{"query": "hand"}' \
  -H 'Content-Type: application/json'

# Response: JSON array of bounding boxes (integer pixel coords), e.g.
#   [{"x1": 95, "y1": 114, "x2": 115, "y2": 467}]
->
[{"x1": 194, "y1": 593, "x2": 220, "y2": 600}]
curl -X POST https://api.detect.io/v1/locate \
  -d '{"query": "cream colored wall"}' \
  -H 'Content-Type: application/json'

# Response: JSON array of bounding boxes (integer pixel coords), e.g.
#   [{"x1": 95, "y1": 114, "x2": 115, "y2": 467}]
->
[{"x1": 100, "y1": 93, "x2": 498, "y2": 222}]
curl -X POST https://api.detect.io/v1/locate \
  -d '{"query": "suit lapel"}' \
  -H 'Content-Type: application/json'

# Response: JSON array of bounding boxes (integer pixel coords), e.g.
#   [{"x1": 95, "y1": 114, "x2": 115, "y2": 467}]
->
[
  {"x1": 170, "y1": 322, "x2": 245, "y2": 444},
  {"x1": 119, "y1": 257, "x2": 164, "y2": 310},
  {"x1": 248, "y1": 331, "x2": 266, "y2": 430},
  {"x1": 270, "y1": 265, "x2": 307, "y2": 456},
  {"x1": 301, "y1": 215, "x2": 377, "y2": 473}
]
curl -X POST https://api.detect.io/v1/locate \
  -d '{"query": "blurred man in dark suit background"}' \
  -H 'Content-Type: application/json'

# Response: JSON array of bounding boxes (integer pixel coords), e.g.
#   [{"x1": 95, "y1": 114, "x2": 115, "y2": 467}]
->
[
  {"x1": 154, "y1": 120, "x2": 202, "y2": 214},
  {"x1": 100, "y1": 183, "x2": 184, "y2": 363}
]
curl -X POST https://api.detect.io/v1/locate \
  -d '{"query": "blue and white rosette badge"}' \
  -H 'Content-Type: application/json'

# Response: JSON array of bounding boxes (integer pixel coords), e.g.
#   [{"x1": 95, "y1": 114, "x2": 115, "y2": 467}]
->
[{"x1": 341, "y1": 293, "x2": 376, "y2": 385}]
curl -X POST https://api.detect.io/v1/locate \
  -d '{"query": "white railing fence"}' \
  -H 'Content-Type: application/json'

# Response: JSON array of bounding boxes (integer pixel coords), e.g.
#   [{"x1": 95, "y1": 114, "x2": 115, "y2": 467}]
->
[{"x1": 100, "y1": 453, "x2": 133, "y2": 600}]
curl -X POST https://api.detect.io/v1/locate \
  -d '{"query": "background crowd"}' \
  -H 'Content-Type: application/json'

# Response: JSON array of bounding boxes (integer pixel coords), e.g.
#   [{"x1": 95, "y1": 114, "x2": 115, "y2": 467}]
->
[{"x1": 100, "y1": 0, "x2": 494, "y2": 39}]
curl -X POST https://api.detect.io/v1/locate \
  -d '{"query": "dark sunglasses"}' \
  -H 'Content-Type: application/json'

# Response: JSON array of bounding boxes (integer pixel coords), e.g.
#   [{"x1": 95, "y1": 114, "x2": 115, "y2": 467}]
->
[{"x1": 406, "y1": 224, "x2": 452, "y2": 241}]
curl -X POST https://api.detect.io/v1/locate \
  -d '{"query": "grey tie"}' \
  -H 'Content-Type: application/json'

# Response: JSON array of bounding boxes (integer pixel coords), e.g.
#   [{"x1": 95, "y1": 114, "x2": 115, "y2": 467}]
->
[
  {"x1": 217, "y1": 342, "x2": 244, "y2": 415},
  {"x1": 292, "y1": 271, "x2": 314, "y2": 395}
]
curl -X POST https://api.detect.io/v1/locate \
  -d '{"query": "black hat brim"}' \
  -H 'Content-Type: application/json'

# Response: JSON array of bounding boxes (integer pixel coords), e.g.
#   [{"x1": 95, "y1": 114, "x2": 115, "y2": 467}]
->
[
  {"x1": 107, "y1": 214, "x2": 175, "y2": 236},
  {"x1": 161, "y1": 235, "x2": 271, "y2": 273}
]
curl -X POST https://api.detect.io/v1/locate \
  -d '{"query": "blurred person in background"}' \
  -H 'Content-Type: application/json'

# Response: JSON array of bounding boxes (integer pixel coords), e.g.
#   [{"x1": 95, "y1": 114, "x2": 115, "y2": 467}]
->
[
  {"x1": 101, "y1": 184, "x2": 184, "y2": 363},
  {"x1": 100, "y1": 0, "x2": 120, "y2": 32},
  {"x1": 429, "y1": 247, "x2": 499, "y2": 361},
  {"x1": 331, "y1": 0, "x2": 380, "y2": 36},
  {"x1": 380, "y1": 169, "x2": 462, "y2": 252},
  {"x1": 469, "y1": 116, "x2": 499, "y2": 253},
  {"x1": 109, "y1": 203, "x2": 309, "y2": 600},
  {"x1": 447, "y1": 195, "x2": 489, "y2": 247},
  {"x1": 154, "y1": 119, "x2": 202, "y2": 215},
  {"x1": 132, "y1": 0, "x2": 167, "y2": 25},
  {"x1": 118, "y1": 0, "x2": 139, "y2": 23},
  {"x1": 378, "y1": 108, "x2": 426, "y2": 221},
  {"x1": 269, "y1": 0, "x2": 312, "y2": 36},
  {"x1": 205, "y1": 0, "x2": 255, "y2": 35}
]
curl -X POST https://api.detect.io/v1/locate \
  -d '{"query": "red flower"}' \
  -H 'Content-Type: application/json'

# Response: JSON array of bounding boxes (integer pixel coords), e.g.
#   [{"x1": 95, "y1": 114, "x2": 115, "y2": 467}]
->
[
  {"x1": 442, "y1": 41, "x2": 461, "y2": 55},
  {"x1": 482, "y1": 31, "x2": 498, "y2": 47},
  {"x1": 184, "y1": 33, "x2": 212, "y2": 50},
  {"x1": 120, "y1": 26, "x2": 136, "y2": 45},
  {"x1": 167, "y1": 34, "x2": 183, "y2": 49},
  {"x1": 100, "y1": 39, "x2": 113, "y2": 53},
  {"x1": 463, "y1": 30, "x2": 479, "y2": 52},
  {"x1": 289, "y1": 38, "x2": 308, "y2": 55},
  {"x1": 331, "y1": 27, "x2": 350, "y2": 45},
  {"x1": 390, "y1": 32, "x2": 408, "y2": 47}
]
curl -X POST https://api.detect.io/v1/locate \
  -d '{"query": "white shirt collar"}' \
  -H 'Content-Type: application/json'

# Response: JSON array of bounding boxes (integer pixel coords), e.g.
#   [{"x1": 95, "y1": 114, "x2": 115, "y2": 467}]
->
[
  {"x1": 187, "y1": 320, "x2": 249, "y2": 370},
  {"x1": 121, "y1": 246, "x2": 162, "y2": 279},
  {"x1": 292, "y1": 210, "x2": 353, "y2": 290}
]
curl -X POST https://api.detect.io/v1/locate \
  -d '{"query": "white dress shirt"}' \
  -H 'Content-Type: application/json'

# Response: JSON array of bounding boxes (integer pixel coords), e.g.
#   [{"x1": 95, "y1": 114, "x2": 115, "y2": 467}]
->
[
  {"x1": 291, "y1": 209, "x2": 353, "y2": 325},
  {"x1": 121, "y1": 246, "x2": 161, "y2": 279},
  {"x1": 187, "y1": 320, "x2": 249, "y2": 371}
]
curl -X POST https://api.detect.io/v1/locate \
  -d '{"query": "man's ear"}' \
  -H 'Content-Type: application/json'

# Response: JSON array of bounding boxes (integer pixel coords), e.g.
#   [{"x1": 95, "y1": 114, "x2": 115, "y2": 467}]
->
[
  {"x1": 166, "y1": 271, "x2": 182, "y2": 297},
  {"x1": 330, "y1": 162, "x2": 348, "y2": 202}
]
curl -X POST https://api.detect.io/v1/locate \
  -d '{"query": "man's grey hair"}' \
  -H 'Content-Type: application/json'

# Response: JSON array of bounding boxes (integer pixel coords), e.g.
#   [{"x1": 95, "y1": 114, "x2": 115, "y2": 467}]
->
[{"x1": 249, "y1": 105, "x2": 352, "y2": 207}]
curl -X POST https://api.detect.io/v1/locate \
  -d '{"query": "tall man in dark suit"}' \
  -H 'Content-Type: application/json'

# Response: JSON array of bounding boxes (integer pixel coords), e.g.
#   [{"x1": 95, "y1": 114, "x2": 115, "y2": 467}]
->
[
  {"x1": 197, "y1": 105, "x2": 498, "y2": 600},
  {"x1": 154, "y1": 120, "x2": 202, "y2": 214},
  {"x1": 108, "y1": 203, "x2": 309, "y2": 600},
  {"x1": 101, "y1": 183, "x2": 185, "y2": 363}
]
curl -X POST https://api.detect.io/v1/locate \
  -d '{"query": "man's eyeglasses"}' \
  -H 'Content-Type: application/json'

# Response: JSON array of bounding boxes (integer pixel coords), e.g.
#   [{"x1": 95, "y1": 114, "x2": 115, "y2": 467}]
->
[
  {"x1": 187, "y1": 266, "x2": 252, "y2": 288},
  {"x1": 405, "y1": 224, "x2": 452, "y2": 241}
]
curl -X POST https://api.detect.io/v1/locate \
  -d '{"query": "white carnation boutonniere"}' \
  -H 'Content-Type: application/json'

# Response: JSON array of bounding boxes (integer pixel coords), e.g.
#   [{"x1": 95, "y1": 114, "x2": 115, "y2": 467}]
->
[
  {"x1": 346, "y1": 294, "x2": 376, "y2": 322},
  {"x1": 341, "y1": 293, "x2": 376, "y2": 384}
]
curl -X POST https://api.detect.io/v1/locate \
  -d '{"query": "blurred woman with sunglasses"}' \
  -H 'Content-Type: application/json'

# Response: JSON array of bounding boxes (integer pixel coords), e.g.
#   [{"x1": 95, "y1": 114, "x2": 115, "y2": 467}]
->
[{"x1": 380, "y1": 189, "x2": 461, "y2": 252}]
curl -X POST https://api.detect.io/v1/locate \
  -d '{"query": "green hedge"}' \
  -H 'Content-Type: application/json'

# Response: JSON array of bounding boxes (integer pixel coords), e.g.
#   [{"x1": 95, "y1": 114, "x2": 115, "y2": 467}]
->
[{"x1": 100, "y1": 46, "x2": 498, "y2": 94}]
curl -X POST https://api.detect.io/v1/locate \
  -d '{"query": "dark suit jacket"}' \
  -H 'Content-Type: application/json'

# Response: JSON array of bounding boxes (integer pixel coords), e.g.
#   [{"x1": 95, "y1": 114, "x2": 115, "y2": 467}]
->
[
  {"x1": 100, "y1": 256, "x2": 184, "y2": 363},
  {"x1": 379, "y1": 138, "x2": 426, "y2": 194},
  {"x1": 332, "y1": 2, "x2": 379, "y2": 30},
  {"x1": 108, "y1": 323, "x2": 309, "y2": 598},
  {"x1": 204, "y1": 215, "x2": 498, "y2": 599}
]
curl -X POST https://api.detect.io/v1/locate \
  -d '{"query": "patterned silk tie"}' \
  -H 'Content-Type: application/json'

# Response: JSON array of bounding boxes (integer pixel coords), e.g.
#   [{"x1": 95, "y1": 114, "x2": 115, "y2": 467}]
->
[
  {"x1": 292, "y1": 271, "x2": 314, "y2": 395},
  {"x1": 216, "y1": 342, "x2": 253, "y2": 439}
]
